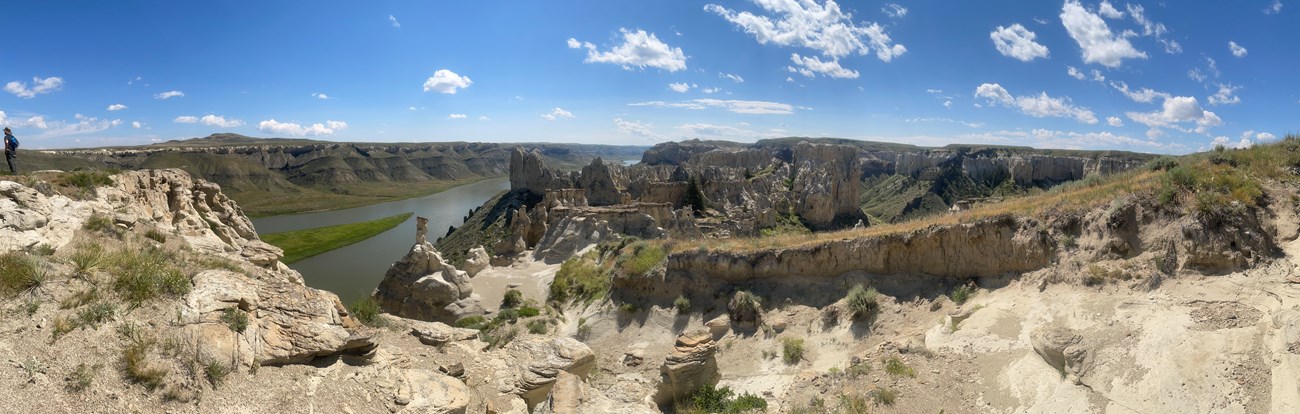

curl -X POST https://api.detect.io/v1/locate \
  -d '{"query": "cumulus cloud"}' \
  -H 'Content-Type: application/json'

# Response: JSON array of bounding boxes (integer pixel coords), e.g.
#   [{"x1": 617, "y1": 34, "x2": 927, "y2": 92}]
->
[
  {"x1": 568, "y1": 29, "x2": 687, "y2": 72},
  {"x1": 174, "y1": 116, "x2": 199, "y2": 123},
  {"x1": 720, "y1": 72, "x2": 744, "y2": 83},
  {"x1": 614, "y1": 118, "x2": 661, "y2": 140},
  {"x1": 132, "y1": 121, "x2": 143, "y2": 129},
  {"x1": 1067, "y1": 66, "x2": 1086, "y2": 80},
  {"x1": 704, "y1": 0, "x2": 906, "y2": 62},
  {"x1": 1107, "y1": 116, "x2": 1124, "y2": 127},
  {"x1": 1098, "y1": 1, "x2": 1124, "y2": 18},
  {"x1": 668, "y1": 82, "x2": 693, "y2": 93},
  {"x1": 200, "y1": 114, "x2": 243, "y2": 128},
  {"x1": 1229, "y1": 41, "x2": 1248, "y2": 57},
  {"x1": 423, "y1": 69, "x2": 473, "y2": 94},
  {"x1": 629, "y1": 99, "x2": 795, "y2": 115},
  {"x1": 974, "y1": 83, "x2": 1098, "y2": 124},
  {"x1": 312, "y1": 92, "x2": 331, "y2": 100},
  {"x1": 0, "y1": 111, "x2": 48, "y2": 129},
  {"x1": 1208, "y1": 83, "x2": 1242, "y2": 106},
  {"x1": 1110, "y1": 81, "x2": 1169, "y2": 103},
  {"x1": 1125, "y1": 95, "x2": 1222, "y2": 135},
  {"x1": 541, "y1": 107, "x2": 574, "y2": 121},
  {"x1": 1059, "y1": 0, "x2": 1146, "y2": 67},
  {"x1": 28, "y1": 114, "x2": 119, "y2": 140},
  {"x1": 882, "y1": 3, "x2": 907, "y2": 18},
  {"x1": 258, "y1": 119, "x2": 347, "y2": 136},
  {"x1": 990, "y1": 24, "x2": 1049, "y2": 61},
  {"x1": 107, "y1": 104, "x2": 128, "y2": 111},
  {"x1": 1029, "y1": 128, "x2": 1168, "y2": 149},
  {"x1": 5, "y1": 76, "x2": 64, "y2": 98},
  {"x1": 388, "y1": 15, "x2": 400, "y2": 28},
  {"x1": 448, "y1": 114, "x2": 467, "y2": 119},
  {"x1": 154, "y1": 90, "x2": 184, "y2": 100},
  {"x1": 786, "y1": 53, "x2": 859, "y2": 79},
  {"x1": 701, "y1": 87, "x2": 722, "y2": 94},
  {"x1": 478, "y1": 116, "x2": 490, "y2": 121}
]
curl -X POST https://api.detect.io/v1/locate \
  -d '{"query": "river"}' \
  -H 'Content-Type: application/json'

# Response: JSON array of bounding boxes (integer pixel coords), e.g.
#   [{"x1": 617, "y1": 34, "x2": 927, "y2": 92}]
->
[{"x1": 250, "y1": 177, "x2": 510, "y2": 303}]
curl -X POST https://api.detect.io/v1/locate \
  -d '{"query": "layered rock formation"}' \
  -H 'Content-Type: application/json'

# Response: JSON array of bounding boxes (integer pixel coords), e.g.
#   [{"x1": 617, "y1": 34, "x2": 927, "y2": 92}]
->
[
  {"x1": 374, "y1": 221, "x2": 486, "y2": 323},
  {"x1": 654, "y1": 330, "x2": 721, "y2": 405}
]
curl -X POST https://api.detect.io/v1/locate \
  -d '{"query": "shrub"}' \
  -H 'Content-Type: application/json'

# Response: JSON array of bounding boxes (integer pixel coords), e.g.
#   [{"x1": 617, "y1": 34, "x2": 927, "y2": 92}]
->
[
  {"x1": 526, "y1": 319, "x2": 548, "y2": 334},
  {"x1": 848, "y1": 362, "x2": 870, "y2": 378},
  {"x1": 0, "y1": 252, "x2": 44, "y2": 295},
  {"x1": 204, "y1": 360, "x2": 229, "y2": 388},
  {"x1": 502, "y1": 289, "x2": 524, "y2": 309},
  {"x1": 1084, "y1": 264, "x2": 1130, "y2": 286},
  {"x1": 868, "y1": 388, "x2": 897, "y2": 406},
  {"x1": 51, "y1": 316, "x2": 76, "y2": 340},
  {"x1": 455, "y1": 316, "x2": 488, "y2": 329},
  {"x1": 576, "y1": 317, "x2": 592, "y2": 339},
  {"x1": 144, "y1": 229, "x2": 167, "y2": 243},
  {"x1": 517, "y1": 306, "x2": 540, "y2": 318},
  {"x1": 728, "y1": 290, "x2": 763, "y2": 326},
  {"x1": 679, "y1": 385, "x2": 767, "y2": 414},
  {"x1": 618, "y1": 302, "x2": 639, "y2": 313},
  {"x1": 673, "y1": 295, "x2": 691, "y2": 314},
  {"x1": 63, "y1": 171, "x2": 114, "y2": 190},
  {"x1": 884, "y1": 356, "x2": 915, "y2": 377},
  {"x1": 122, "y1": 336, "x2": 168, "y2": 390},
  {"x1": 845, "y1": 284, "x2": 878, "y2": 321},
  {"x1": 482, "y1": 326, "x2": 518, "y2": 349},
  {"x1": 31, "y1": 244, "x2": 55, "y2": 256},
  {"x1": 549, "y1": 257, "x2": 609, "y2": 304},
  {"x1": 782, "y1": 337, "x2": 805, "y2": 364},
  {"x1": 497, "y1": 308, "x2": 520, "y2": 322},
  {"x1": 76, "y1": 302, "x2": 117, "y2": 328},
  {"x1": 70, "y1": 242, "x2": 105, "y2": 275},
  {"x1": 347, "y1": 296, "x2": 382, "y2": 326},
  {"x1": 951, "y1": 284, "x2": 973, "y2": 305},
  {"x1": 65, "y1": 363, "x2": 102, "y2": 392},
  {"x1": 1146, "y1": 156, "x2": 1179, "y2": 171},
  {"x1": 838, "y1": 394, "x2": 870, "y2": 413},
  {"x1": 1167, "y1": 165, "x2": 1198, "y2": 189},
  {"x1": 83, "y1": 213, "x2": 121, "y2": 237},
  {"x1": 221, "y1": 308, "x2": 249, "y2": 333}
]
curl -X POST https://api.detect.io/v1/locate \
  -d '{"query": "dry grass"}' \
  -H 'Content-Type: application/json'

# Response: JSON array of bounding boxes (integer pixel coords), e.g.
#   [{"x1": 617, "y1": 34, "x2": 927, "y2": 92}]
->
[{"x1": 674, "y1": 169, "x2": 1161, "y2": 254}]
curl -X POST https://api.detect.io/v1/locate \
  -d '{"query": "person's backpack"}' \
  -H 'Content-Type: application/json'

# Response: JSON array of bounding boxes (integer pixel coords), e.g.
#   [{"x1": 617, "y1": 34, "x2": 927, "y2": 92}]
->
[{"x1": 7, "y1": 135, "x2": 16, "y2": 150}]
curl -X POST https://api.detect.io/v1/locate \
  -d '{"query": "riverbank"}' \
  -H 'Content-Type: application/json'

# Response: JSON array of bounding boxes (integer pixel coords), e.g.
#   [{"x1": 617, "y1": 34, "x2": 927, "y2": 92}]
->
[
  {"x1": 236, "y1": 176, "x2": 492, "y2": 218},
  {"x1": 261, "y1": 212, "x2": 414, "y2": 264}
]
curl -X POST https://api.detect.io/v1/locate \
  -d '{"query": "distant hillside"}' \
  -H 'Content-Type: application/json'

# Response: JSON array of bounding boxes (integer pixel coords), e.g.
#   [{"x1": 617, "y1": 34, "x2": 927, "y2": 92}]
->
[{"x1": 24, "y1": 134, "x2": 646, "y2": 216}]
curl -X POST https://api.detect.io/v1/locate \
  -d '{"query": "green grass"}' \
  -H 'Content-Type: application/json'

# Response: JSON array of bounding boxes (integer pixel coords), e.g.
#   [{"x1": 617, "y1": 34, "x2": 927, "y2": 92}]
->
[
  {"x1": 549, "y1": 256, "x2": 610, "y2": 304},
  {"x1": 347, "y1": 296, "x2": 384, "y2": 326},
  {"x1": 951, "y1": 284, "x2": 973, "y2": 305},
  {"x1": 261, "y1": 212, "x2": 413, "y2": 264},
  {"x1": 884, "y1": 356, "x2": 915, "y2": 378},
  {"x1": 108, "y1": 244, "x2": 190, "y2": 303},
  {"x1": 616, "y1": 241, "x2": 666, "y2": 275},
  {"x1": 221, "y1": 308, "x2": 249, "y2": 333},
  {"x1": 676, "y1": 385, "x2": 768, "y2": 414},
  {"x1": 0, "y1": 252, "x2": 45, "y2": 295},
  {"x1": 782, "y1": 336, "x2": 805, "y2": 364},
  {"x1": 502, "y1": 289, "x2": 524, "y2": 309},
  {"x1": 61, "y1": 171, "x2": 114, "y2": 191},
  {"x1": 673, "y1": 295, "x2": 691, "y2": 314}
]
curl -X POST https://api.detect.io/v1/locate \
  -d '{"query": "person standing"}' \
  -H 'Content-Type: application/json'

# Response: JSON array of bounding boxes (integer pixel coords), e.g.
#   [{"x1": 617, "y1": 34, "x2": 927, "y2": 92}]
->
[{"x1": 3, "y1": 127, "x2": 16, "y2": 175}]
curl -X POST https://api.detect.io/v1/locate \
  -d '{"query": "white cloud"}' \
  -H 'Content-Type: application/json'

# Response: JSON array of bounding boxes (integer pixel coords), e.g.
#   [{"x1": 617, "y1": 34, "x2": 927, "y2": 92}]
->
[
  {"x1": 1098, "y1": 1, "x2": 1124, "y2": 18},
  {"x1": 448, "y1": 114, "x2": 467, "y2": 119},
  {"x1": 312, "y1": 92, "x2": 331, "y2": 100},
  {"x1": 154, "y1": 90, "x2": 184, "y2": 100},
  {"x1": 132, "y1": 121, "x2": 143, "y2": 129},
  {"x1": 257, "y1": 119, "x2": 347, "y2": 136},
  {"x1": 990, "y1": 24, "x2": 1049, "y2": 62},
  {"x1": 701, "y1": 87, "x2": 722, "y2": 94},
  {"x1": 1028, "y1": 128, "x2": 1168, "y2": 149},
  {"x1": 1060, "y1": 0, "x2": 1146, "y2": 67},
  {"x1": 882, "y1": 3, "x2": 907, "y2": 18},
  {"x1": 974, "y1": 83, "x2": 1098, "y2": 124},
  {"x1": 614, "y1": 118, "x2": 661, "y2": 140},
  {"x1": 668, "y1": 82, "x2": 693, "y2": 93},
  {"x1": 704, "y1": 1, "x2": 906, "y2": 62},
  {"x1": 478, "y1": 116, "x2": 490, "y2": 121},
  {"x1": 1207, "y1": 83, "x2": 1242, "y2": 106},
  {"x1": 200, "y1": 114, "x2": 243, "y2": 128},
  {"x1": 4, "y1": 76, "x2": 64, "y2": 98},
  {"x1": 28, "y1": 114, "x2": 120, "y2": 140},
  {"x1": 1229, "y1": 41, "x2": 1248, "y2": 57},
  {"x1": 629, "y1": 99, "x2": 795, "y2": 115},
  {"x1": 174, "y1": 116, "x2": 199, "y2": 123},
  {"x1": 1159, "y1": 39, "x2": 1182, "y2": 54},
  {"x1": 423, "y1": 69, "x2": 473, "y2": 94},
  {"x1": 1067, "y1": 66, "x2": 1085, "y2": 80},
  {"x1": 786, "y1": 53, "x2": 859, "y2": 79},
  {"x1": 0, "y1": 111, "x2": 48, "y2": 129},
  {"x1": 541, "y1": 107, "x2": 574, "y2": 121},
  {"x1": 388, "y1": 15, "x2": 400, "y2": 28},
  {"x1": 1125, "y1": 95, "x2": 1222, "y2": 135},
  {"x1": 128, "y1": 76, "x2": 142, "y2": 85},
  {"x1": 720, "y1": 73, "x2": 744, "y2": 83},
  {"x1": 943, "y1": 100, "x2": 953, "y2": 108},
  {"x1": 107, "y1": 104, "x2": 128, "y2": 111},
  {"x1": 1266, "y1": 0, "x2": 1284, "y2": 14},
  {"x1": 1110, "y1": 81, "x2": 1169, "y2": 103},
  {"x1": 1107, "y1": 116, "x2": 1124, "y2": 127},
  {"x1": 1258, "y1": 132, "x2": 1277, "y2": 142},
  {"x1": 568, "y1": 28, "x2": 687, "y2": 72},
  {"x1": 903, "y1": 117, "x2": 983, "y2": 128},
  {"x1": 1090, "y1": 69, "x2": 1106, "y2": 82}
]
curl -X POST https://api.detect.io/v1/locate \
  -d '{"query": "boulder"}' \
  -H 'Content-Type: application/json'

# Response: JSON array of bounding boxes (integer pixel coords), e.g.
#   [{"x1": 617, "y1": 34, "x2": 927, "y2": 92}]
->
[
  {"x1": 395, "y1": 369, "x2": 471, "y2": 414},
  {"x1": 503, "y1": 336, "x2": 596, "y2": 408},
  {"x1": 1030, "y1": 326, "x2": 1090, "y2": 385},
  {"x1": 375, "y1": 230, "x2": 484, "y2": 323},
  {"x1": 410, "y1": 321, "x2": 480, "y2": 346},
  {"x1": 704, "y1": 315, "x2": 731, "y2": 339},
  {"x1": 535, "y1": 371, "x2": 658, "y2": 414},
  {"x1": 463, "y1": 246, "x2": 489, "y2": 277},
  {"x1": 655, "y1": 330, "x2": 720, "y2": 405}
]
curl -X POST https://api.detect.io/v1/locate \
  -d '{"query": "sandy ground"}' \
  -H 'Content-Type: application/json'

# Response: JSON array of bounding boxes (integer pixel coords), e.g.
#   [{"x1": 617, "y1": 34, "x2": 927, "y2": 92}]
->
[{"x1": 471, "y1": 255, "x2": 559, "y2": 313}]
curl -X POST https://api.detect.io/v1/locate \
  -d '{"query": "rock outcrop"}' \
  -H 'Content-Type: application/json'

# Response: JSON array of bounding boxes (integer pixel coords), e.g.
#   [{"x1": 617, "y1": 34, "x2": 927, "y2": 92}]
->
[
  {"x1": 462, "y1": 246, "x2": 490, "y2": 277},
  {"x1": 510, "y1": 148, "x2": 572, "y2": 197},
  {"x1": 394, "y1": 369, "x2": 472, "y2": 414},
  {"x1": 577, "y1": 158, "x2": 625, "y2": 206},
  {"x1": 375, "y1": 226, "x2": 485, "y2": 323},
  {"x1": 654, "y1": 330, "x2": 721, "y2": 405},
  {"x1": 503, "y1": 336, "x2": 597, "y2": 409}
]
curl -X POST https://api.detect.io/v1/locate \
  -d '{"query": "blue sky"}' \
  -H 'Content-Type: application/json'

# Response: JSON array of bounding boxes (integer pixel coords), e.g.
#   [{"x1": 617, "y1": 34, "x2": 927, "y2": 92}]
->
[{"x1": 1, "y1": 0, "x2": 1295, "y2": 153}]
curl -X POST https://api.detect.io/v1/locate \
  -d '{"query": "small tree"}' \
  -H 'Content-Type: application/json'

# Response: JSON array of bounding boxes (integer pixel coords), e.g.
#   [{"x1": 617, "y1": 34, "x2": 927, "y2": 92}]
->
[{"x1": 683, "y1": 175, "x2": 705, "y2": 216}]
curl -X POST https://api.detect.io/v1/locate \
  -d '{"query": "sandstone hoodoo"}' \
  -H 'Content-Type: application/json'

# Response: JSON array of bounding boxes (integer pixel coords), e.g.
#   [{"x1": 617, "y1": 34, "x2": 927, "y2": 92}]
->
[{"x1": 373, "y1": 217, "x2": 485, "y2": 323}]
